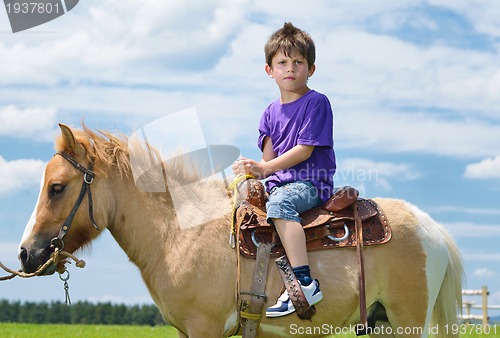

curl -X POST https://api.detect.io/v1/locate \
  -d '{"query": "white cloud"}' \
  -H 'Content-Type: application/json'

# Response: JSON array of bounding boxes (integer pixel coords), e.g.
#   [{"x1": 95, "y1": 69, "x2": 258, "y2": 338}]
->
[
  {"x1": 340, "y1": 158, "x2": 420, "y2": 179},
  {"x1": 443, "y1": 222, "x2": 500, "y2": 238},
  {"x1": 464, "y1": 155, "x2": 500, "y2": 179},
  {"x1": 0, "y1": 156, "x2": 46, "y2": 195},
  {"x1": 0, "y1": 105, "x2": 59, "y2": 141},
  {"x1": 473, "y1": 267, "x2": 497, "y2": 278},
  {"x1": 461, "y1": 250, "x2": 500, "y2": 262},
  {"x1": 434, "y1": 206, "x2": 500, "y2": 216},
  {"x1": 335, "y1": 110, "x2": 500, "y2": 158},
  {"x1": 336, "y1": 158, "x2": 420, "y2": 191},
  {"x1": 316, "y1": 27, "x2": 500, "y2": 116},
  {"x1": 251, "y1": 0, "x2": 418, "y2": 29},
  {"x1": 0, "y1": 0, "x2": 251, "y2": 85},
  {"x1": 430, "y1": 0, "x2": 500, "y2": 36}
]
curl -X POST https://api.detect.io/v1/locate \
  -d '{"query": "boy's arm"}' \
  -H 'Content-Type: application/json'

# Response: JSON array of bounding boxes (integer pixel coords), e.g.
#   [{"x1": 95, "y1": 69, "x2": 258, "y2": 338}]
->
[
  {"x1": 234, "y1": 141, "x2": 314, "y2": 179},
  {"x1": 261, "y1": 136, "x2": 276, "y2": 161},
  {"x1": 261, "y1": 144, "x2": 314, "y2": 176}
]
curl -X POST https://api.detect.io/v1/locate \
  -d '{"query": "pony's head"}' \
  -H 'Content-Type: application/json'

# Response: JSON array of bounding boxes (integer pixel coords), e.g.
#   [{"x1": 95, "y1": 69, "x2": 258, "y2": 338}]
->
[{"x1": 18, "y1": 123, "x2": 113, "y2": 275}]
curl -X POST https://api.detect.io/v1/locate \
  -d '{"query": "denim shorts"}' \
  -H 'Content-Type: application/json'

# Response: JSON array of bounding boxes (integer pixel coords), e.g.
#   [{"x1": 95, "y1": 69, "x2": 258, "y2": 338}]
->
[{"x1": 266, "y1": 181, "x2": 323, "y2": 224}]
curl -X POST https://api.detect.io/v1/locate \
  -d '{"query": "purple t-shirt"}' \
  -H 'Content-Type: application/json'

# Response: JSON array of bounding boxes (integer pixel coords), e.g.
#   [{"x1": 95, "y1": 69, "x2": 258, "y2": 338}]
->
[{"x1": 258, "y1": 90, "x2": 336, "y2": 202}]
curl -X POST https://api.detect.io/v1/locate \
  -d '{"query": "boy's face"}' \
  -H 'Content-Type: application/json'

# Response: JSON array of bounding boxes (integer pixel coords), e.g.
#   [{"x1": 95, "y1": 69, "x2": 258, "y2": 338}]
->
[{"x1": 265, "y1": 48, "x2": 316, "y2": 95}]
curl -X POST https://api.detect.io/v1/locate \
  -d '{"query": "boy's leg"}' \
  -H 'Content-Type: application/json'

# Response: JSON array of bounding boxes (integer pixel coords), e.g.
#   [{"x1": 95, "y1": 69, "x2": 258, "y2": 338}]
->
[
  {"x1": 265, "y1": 182, "x2": 324, "y2": 317},
  {"x1": 265, "y1": 219, "x2": 323, "y2": 318},
  {"x1": 272, "y1": 218, "x2": 308, "y2": 267}
]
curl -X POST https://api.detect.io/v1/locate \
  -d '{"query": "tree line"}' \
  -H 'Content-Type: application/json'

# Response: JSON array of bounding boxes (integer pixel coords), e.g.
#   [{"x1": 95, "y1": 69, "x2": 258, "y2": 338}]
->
[{"x1": 0, "y1": 299, "x2": 165, "y2": 326}]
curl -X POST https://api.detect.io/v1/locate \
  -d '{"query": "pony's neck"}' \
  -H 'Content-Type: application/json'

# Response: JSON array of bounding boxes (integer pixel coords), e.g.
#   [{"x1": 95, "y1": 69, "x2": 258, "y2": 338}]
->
[
  {"x1": 92, "y1": 134, "x2": 236, "y2": 311},
  {"x1": 101, "y1": 161, "x2": 238, "y2": 325},
  {"x1": 104, "y1": 171, "x2": 178, "y2": 276},
  {"x1": 103, "y1": 168, "x2": 233, "y2": 289}
]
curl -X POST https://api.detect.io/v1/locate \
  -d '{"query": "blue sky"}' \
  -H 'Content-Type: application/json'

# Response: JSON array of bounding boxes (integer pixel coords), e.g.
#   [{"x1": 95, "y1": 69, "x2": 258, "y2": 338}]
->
[{"x1": 1, "y1": 0, "x2": 500, "y2": 316}]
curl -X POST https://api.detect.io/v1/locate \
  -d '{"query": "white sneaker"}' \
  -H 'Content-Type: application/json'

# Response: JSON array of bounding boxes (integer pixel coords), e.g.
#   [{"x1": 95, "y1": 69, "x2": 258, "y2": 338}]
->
[{"x1": 265, "y1": 279, "x2": 323, "y2": 318}]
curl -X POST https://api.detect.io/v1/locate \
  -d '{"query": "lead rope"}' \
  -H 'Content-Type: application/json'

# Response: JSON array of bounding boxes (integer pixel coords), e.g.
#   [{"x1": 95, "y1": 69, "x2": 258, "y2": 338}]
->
[
  {"x1": 0, "y1": 249, "x2": 86, "y2": 305},
  {"x1": 0, "y1": 249, "x2": 86, "y2": 279}
]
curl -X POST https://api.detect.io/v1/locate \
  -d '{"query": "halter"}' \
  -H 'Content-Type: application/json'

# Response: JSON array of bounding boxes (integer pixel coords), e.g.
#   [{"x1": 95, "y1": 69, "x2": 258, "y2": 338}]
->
[{"x1": 50, "y1": 151, "x2": 100, "y2": 251}]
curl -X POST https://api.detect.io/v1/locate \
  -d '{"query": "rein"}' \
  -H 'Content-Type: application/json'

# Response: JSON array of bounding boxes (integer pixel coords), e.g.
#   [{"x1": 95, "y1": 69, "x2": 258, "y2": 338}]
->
[{"x1": 50, "y1": 151, "x2": 100, "y2": 250}]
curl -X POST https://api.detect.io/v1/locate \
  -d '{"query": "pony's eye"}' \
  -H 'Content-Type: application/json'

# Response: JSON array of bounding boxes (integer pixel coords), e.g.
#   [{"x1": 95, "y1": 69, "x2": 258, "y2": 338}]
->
[{"x1": 50, "y1": 184, "x2": 66, "y2": 196}]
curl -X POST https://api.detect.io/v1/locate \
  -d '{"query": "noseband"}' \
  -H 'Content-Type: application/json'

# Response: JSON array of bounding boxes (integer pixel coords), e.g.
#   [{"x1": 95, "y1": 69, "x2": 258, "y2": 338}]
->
[{"x1": 50, "y1": 151, "x2": 100, "y2": 251}]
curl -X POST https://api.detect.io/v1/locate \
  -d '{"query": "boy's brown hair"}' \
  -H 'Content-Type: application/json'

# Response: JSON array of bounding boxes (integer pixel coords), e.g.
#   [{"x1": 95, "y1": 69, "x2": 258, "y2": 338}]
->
[{"x1": 265, "y1": 22, "x2": 316, "y2": 70}]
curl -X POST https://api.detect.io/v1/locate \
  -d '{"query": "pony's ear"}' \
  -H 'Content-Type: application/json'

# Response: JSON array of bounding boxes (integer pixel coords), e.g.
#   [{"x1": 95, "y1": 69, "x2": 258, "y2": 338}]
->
[{"x1": 58, "y1": 123, "x2": 85, "y2": 156}]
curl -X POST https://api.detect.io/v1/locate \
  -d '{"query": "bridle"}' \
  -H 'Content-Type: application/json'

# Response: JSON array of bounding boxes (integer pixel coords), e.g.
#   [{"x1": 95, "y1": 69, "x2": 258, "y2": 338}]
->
[{"x1": 49, "y1": 151, "x2": 100, "y2": 251}]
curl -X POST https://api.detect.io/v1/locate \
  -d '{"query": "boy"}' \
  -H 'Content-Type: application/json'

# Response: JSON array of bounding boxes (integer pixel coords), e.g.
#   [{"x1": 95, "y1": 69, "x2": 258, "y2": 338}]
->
[{"x1": 233, "y1": 22, "x2": 336, "y2": 317}]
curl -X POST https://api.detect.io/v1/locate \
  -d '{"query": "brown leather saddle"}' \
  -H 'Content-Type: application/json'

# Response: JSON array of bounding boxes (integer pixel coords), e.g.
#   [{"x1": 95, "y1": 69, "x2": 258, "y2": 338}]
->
[{"x1": 235, "y1": 185, "x2": 392, "y2": 259}]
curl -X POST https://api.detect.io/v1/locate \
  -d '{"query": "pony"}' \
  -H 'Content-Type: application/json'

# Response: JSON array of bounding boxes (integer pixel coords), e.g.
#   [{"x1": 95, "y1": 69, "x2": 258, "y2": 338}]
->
[{"x1": 18, "y1": 124, "x2": 463, "y2": 337}]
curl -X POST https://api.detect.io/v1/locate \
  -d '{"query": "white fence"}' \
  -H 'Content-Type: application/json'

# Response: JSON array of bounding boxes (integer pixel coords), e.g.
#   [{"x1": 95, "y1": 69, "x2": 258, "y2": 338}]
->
[{"x1": 460, "y1": 286, "x2": 500, "y2": 327}]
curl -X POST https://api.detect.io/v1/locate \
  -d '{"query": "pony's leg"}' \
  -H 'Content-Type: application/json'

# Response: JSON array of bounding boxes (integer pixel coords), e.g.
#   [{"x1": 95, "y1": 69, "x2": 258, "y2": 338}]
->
[
  {"x1": 371, "y1": 200, "x2": 434, "y2": 338},
  {"x1": 186, "y1": 328, "x2": 224, "y2": 338},
  {"x1": 377, "y1": 258, "x2": 429, "y2": 338},
  {"x1": 184, "y1": 317, "x2": 225, "y2": 338},
  {"x1": 374, "y1": 249, "x2": 429, "y2": 336},
  {"x1": 375, "y1": 252, "x2": 431, "y2": 338},
  {"x1": 173, "y1": 317, "x2": 225, "y2": 338},
  {"x1": 377, "y1": 298, "x2": 428, "y2": 338}
]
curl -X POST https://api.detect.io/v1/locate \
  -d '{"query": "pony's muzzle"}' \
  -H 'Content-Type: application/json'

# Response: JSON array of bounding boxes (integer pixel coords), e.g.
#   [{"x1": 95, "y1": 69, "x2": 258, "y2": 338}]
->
[{"x1": 19, "y1": 242, "x2": 56, "y2": 275}]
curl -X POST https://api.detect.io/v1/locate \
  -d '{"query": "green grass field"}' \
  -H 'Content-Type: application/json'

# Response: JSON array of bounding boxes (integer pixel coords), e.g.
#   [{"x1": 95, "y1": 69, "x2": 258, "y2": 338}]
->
[
  {"x1": 0, "y1": 323, "x2": 498, "y2": 337},
  {"x1": 0, "y1": 323, "x2": 171, "y2": 338}
]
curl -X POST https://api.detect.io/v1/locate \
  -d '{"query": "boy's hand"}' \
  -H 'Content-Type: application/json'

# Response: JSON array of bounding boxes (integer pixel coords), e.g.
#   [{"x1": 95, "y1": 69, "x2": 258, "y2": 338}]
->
[
  {"x1": 232, "y1": 145, "x2": 313, "y2": 179},
  {"x1": 232, "y1": 158, "x2": 269, "y2": 179}
]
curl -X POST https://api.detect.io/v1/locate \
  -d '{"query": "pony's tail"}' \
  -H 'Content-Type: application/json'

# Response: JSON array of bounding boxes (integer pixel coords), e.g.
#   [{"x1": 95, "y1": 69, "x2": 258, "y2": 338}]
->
[{"x1": 431, "y1": 230, "x2": 464, "y2": 338}]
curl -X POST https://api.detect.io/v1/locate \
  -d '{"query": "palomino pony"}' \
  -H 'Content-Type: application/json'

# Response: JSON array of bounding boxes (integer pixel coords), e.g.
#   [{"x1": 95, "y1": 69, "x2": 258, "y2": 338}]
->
[{"x1": 19, "y1": 124, "x2": 463, "y2": 337}]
